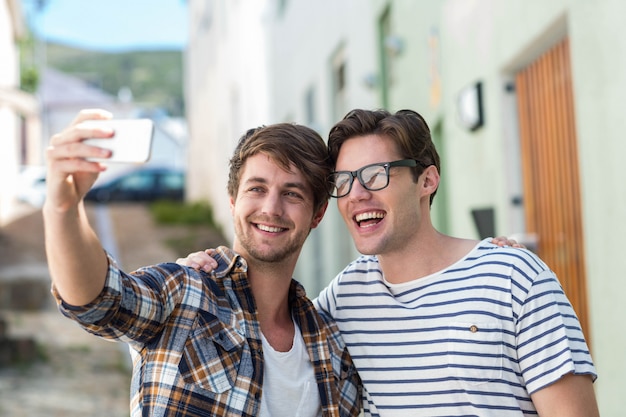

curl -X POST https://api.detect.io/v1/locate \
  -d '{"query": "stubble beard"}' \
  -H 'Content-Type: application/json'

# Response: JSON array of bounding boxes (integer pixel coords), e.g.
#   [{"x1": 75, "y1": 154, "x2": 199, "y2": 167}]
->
[
  {"x1": 352, "y1": 224, "x2": 403, "y2": 257},
  {"x1": 235, "y1": 221, "x2": 306, "y2": 264}
]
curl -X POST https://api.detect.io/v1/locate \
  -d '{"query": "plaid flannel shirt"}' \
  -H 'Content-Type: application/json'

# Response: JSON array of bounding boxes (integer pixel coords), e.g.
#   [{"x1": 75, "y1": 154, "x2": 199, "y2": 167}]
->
[{"x1": 52, "y1": 246, "x2": 361, "y2": 417}]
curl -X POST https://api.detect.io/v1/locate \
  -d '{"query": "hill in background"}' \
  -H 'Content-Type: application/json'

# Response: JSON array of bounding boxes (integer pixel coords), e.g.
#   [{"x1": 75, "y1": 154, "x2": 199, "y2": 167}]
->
[{"x1": 44, "y1": 43, "x2": 185, "y2": 116}]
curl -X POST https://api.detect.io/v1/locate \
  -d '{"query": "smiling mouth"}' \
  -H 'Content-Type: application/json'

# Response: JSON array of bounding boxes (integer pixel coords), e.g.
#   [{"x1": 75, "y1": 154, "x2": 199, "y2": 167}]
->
[
  {"x1": 354, "y1": 211, "x2": 385, "y2": 228},
  {"x1": 255, "y1": 223, "x2": 286, "y2": 233}
]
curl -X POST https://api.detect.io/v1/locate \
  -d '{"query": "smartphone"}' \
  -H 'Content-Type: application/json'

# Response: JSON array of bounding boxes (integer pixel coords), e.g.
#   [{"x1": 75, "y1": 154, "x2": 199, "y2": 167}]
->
[{"x1": 83, "y1": 119, "x2": 155, "y2": 163}]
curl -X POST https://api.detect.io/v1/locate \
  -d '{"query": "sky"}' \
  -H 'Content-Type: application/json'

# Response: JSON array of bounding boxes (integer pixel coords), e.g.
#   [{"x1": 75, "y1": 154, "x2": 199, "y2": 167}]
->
[{"x1": 22, "y1": 0, "x2": 188, "y2": 51}]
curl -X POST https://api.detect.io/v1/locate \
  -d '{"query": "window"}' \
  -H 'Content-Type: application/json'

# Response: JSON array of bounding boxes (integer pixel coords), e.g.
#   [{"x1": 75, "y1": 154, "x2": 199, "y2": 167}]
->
[
  {"x1": 161, "y1": 172, "x2": 185, "y2": 191},
  {"x1": 331, "y1": 46, "x2": 348, "y2": 122},
  {"x1": 118, "y1": 172, "x2": 155, "y2": 191}
]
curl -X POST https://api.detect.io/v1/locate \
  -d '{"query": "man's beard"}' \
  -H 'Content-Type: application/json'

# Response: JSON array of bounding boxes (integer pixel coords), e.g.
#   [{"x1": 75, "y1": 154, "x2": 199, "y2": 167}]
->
[{"x1": 234, "y1": 219, "x2": 307, "y2": 264}]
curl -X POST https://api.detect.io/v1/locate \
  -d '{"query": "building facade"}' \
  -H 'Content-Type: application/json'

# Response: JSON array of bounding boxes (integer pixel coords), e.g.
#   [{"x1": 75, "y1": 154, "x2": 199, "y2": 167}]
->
[
  {"x1": 0, "y1": 0, "x2": 40, "y2": 225},
  {"x1": 185, "y1": 1, "x2": 625, "y2": 413}
]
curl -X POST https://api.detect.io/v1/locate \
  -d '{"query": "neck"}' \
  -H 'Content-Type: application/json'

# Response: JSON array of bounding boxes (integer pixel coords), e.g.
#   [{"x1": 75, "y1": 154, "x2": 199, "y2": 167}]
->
[
  {"x1": 249, "y1": 266, "x2": 292, "y2": 321},
  {"x1": 232, "y1": 243, "x2": 296, "y2": 324},
  {"x1": 245, "y1": 261, "x2": 296, "y2": 351},
  {"x1": 378, "y1": 229, "x2": 478, "y2": 284}
]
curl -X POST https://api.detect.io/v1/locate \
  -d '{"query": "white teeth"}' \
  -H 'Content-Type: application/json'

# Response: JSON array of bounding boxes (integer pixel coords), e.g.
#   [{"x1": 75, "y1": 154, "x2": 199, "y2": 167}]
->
[
  {"x1": 257, "y1": 224, "x2": 284, "y2": 233},
  {"x1": 355, "y1": 212, "x2": 384, "y2": 222}
]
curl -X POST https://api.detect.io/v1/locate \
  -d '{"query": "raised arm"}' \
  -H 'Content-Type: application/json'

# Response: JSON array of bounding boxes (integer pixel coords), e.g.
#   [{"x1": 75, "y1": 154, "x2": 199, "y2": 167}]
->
[{"x1": 43, "y1": 109, "x2": 116, "y2": 306}]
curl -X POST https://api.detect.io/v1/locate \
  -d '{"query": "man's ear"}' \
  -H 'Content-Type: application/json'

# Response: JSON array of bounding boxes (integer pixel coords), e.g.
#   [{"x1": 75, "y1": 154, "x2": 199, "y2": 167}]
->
[
  {"x1": 311, "y1": 201, "x2": 328, "y2": 229},
  {"x1": 229, "y1": 195, "x2": 235, "y2": 215},
  {"x1": 421, "y1": 165, "x2": 440, "y2": 196}
]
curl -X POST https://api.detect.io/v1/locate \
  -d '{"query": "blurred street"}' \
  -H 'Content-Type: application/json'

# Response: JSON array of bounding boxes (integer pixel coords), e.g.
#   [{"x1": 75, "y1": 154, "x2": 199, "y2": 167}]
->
[{"x1": 0, "y1": 202, "x2": 207, "y2": 417}]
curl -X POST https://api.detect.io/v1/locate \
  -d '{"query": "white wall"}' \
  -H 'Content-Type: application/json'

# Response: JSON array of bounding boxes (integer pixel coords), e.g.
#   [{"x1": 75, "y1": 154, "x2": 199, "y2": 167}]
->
[
  {"x1": 186, "y1": 0, "x2": 271, "y2": 245},
  {"x1": 266, "y1": 0, "x2": 384, "y2": 290},
  {"x1": 0, "y1": 0, "x2": 24, "y2": 225},
  {"x1": 567, "y1": 2, "x2": 626, "y2": 413}
]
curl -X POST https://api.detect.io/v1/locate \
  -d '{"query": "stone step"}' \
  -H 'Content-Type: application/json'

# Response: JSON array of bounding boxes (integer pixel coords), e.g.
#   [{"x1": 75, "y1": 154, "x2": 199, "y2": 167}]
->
[
  {"x1": 0, "y1": 316, "x2": 39, "y2": 366},
  {"x1": 0, "y1": 335, "x2": 38, "y2": 366},
  {"x1": 0, "y1": 317, "x2": 6, "y2": 339},
  {"x1": 0, "y1": 279, "x2": 51, "y2": 311}
]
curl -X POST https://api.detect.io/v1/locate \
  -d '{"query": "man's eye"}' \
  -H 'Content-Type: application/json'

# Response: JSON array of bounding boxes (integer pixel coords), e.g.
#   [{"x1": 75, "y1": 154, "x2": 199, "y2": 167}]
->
[
  {"x1": 285, "y1": 191, "x2": 303, "y2": 199},
  {"x1": 335, "y1": 178, "x2": 350, "y2": 188}
]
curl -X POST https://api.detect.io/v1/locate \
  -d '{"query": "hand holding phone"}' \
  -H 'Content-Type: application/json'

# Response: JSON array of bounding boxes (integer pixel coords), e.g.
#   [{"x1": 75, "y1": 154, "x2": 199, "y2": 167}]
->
[{"x1": 83, "y1": 119, "x2": 155, "y2": 163}]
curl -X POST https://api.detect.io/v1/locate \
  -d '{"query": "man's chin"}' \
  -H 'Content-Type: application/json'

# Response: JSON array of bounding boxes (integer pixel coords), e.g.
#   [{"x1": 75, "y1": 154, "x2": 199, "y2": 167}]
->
[
  {"x1": 349, "y1": 233, "x2": 373, "y2": 253},
  {"x1": 354, "y1": 244, "x2": 378, "y2": 256},
  {"x1": 246, "y1": 245, "x2": 300, "y2": 264}
]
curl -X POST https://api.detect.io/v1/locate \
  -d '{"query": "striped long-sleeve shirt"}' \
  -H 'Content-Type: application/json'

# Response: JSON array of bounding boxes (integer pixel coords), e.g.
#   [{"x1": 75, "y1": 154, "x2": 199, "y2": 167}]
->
[
  {"x1": 53, "y1": 246, "x2": 361, "y2": 417},
  {"x1": 315, "y1": 239, "x2": 596, "y2": 416}
]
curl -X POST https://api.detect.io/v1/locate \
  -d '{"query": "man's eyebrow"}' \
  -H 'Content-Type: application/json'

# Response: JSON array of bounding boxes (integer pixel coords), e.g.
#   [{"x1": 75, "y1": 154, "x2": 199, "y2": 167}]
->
[
  {"x1": 244, "y1": 176, "x2": 309, "y2": 191},
  {"x1": 284, "y1": 181, "x2": 309, "y2": 191},
  {"x1": 243, "y1": 176, "x2": 268, "y2": 185}
]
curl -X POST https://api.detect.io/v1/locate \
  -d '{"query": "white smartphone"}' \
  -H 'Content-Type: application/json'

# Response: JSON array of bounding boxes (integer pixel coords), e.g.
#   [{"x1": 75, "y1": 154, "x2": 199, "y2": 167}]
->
[{"x1": 83, "y1": 119, "x2": 155, "y2": 163}]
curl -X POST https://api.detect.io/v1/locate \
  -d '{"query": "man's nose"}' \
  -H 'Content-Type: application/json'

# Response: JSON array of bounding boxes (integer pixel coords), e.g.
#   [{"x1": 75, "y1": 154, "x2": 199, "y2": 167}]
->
[
  {"x1": 261, "y1": 192, "x2": 284, "y2": 216},
  {"x1": 347, "y1": 178, "x2": 371, "y2": 201}
]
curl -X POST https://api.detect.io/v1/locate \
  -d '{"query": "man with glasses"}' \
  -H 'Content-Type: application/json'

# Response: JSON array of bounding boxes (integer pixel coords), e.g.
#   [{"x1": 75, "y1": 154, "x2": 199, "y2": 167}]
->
[{"x1": 316, "y1": 108, "x2": 599, "y2": 416}]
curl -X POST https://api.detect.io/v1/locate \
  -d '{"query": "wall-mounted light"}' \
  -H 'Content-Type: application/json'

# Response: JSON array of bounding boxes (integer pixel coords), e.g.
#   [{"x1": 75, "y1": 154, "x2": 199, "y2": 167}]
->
[
  {"x1": 362, "y1": 72, "x2": 379, "y2": 89},
  {"x1": 456, "y1": 81, "x2": 484, "y2": 131},
  {"x1": 384, "y1": 35, "x2": 404, "y2": 56}
]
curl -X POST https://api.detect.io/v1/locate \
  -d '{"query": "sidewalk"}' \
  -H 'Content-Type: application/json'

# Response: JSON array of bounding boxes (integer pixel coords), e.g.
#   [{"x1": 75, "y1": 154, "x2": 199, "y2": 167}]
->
[{"x1": 0, "y1": 202, "x2": 217, "y2": 416}]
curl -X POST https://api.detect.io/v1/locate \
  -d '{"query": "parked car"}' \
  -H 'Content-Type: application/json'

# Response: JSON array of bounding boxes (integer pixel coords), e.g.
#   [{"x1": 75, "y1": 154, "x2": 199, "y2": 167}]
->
[{"x1": 85, "y1": 167, "x2": 185, "y2": 203}]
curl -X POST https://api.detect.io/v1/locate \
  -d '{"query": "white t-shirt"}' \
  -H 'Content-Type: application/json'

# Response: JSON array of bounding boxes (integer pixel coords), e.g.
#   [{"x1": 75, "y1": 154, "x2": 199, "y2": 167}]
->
[
  {"x1": 259, "y1": 323, "x2": 322, "y2": 417},
  {"x1": 315, "y1": 239, "x2": 597, "y2": 416}
]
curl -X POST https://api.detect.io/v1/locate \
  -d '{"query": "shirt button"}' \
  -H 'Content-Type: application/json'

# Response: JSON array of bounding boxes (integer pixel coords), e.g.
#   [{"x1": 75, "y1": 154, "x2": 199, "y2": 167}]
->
[{"x1": 469, "y1": 325, "x2": 479, "y2": 333}]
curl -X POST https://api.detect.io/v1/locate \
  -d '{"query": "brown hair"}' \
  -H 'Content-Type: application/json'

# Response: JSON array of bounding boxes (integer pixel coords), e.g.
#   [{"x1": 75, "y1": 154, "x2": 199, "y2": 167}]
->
[
  {"x1": 328, "y1": 109, "x2": 441, "y2": 204},
  {"x1": 228, "y1": 123, "x2": 332, "y2": 212}
]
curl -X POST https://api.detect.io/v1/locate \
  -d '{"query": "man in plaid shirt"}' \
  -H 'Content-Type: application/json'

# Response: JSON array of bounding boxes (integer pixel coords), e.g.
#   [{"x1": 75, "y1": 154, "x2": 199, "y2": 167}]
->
[{"x1": 44, "y1": 109, "x2": 361, "y2": 417}]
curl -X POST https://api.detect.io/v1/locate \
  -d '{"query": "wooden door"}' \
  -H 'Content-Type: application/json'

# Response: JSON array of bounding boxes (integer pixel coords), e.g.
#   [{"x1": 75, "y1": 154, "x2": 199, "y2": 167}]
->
[{"x1": 515, "y1": 37, "x2": 591, "y2": 340}]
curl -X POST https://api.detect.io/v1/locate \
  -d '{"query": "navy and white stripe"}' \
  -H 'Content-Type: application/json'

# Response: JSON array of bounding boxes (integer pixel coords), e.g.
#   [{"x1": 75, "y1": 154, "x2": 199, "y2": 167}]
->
[{"x1": 315, "y1": 239, "x2": 596, "y2": 416}]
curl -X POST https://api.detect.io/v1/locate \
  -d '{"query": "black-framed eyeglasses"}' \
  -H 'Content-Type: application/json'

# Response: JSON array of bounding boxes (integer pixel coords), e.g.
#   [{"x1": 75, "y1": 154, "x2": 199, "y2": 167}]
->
[{"x1": 329, "y1": 159, "x2": 424, "y2": 198}]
